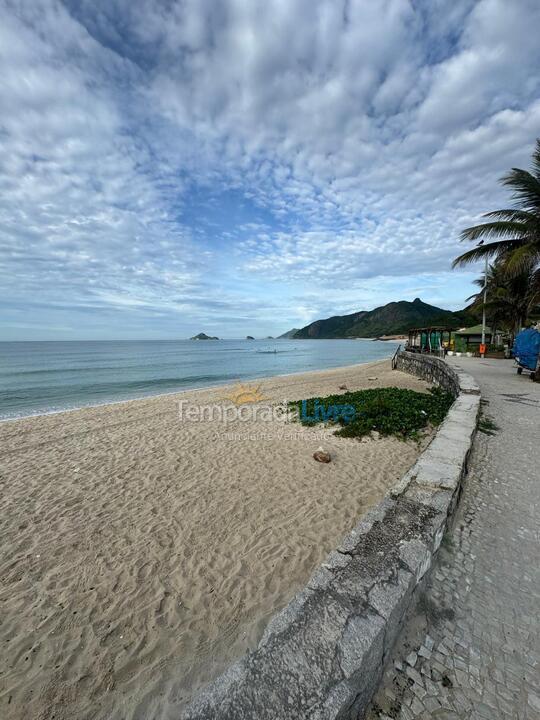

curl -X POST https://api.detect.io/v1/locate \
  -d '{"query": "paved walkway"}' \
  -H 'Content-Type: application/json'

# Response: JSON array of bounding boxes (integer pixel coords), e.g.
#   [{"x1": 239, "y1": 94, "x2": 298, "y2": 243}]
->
[{"x1": 366, "y1": 357, "x2": 540, "y2": 720}]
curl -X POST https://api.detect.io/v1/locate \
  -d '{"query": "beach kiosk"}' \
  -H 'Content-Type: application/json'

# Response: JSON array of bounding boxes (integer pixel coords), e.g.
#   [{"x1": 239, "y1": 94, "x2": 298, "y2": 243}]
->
[
  {"x1": 406, "y1": 327, "x2": 456, "y2": 354},
  {"x1": 454, "y1": 325, "x2": 493, "y2": 355}
]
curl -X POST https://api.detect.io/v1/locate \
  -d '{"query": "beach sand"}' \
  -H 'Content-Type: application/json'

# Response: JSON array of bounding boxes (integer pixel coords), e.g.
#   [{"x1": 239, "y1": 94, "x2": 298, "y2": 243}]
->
[{"x1": 0, "y1": 359, "x2": 431, "y2": 720}]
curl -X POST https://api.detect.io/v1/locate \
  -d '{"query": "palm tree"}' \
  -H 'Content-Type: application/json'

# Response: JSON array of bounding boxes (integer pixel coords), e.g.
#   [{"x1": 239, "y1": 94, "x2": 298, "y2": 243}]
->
[
  {"x1": 466, "y1": 263, "x2": 506, "y2": 339},
  {"x1": 467, "y1": 259, "x2": 540, "y2": 340},
  {"x1": 453, "y1": 139, "x2": 540, "y2": 275}
]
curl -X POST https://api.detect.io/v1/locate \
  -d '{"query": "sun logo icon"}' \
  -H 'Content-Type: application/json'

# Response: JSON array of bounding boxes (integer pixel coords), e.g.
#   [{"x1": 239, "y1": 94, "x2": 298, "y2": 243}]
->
[{"x1": 222, "y1": 382, "x2": 268, "y2": 405}]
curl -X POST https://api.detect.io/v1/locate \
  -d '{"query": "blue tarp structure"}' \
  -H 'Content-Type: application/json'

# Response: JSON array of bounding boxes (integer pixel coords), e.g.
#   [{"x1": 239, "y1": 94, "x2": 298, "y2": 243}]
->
[{"x1": 513, "y1": 328, "x2": 540, "y2": 370}]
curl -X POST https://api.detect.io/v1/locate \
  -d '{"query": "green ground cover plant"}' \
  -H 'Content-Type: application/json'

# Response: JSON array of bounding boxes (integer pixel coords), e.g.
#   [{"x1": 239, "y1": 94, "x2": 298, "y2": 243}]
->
[{"x1": 290, "y1": 386, "x2": 454, "y2": 440}]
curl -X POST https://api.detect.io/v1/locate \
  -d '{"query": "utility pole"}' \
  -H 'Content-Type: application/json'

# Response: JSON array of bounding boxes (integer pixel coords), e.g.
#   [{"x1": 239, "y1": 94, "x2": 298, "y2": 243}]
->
[{"x1": 481, "y1": 253, "x2": 488, "y2": 358}]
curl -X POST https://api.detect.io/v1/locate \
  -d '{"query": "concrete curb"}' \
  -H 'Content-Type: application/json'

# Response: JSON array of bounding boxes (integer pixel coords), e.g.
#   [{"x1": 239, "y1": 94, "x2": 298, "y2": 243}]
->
[{"x1": 180, "y1": 353, "x2": 480, "y2": 720}]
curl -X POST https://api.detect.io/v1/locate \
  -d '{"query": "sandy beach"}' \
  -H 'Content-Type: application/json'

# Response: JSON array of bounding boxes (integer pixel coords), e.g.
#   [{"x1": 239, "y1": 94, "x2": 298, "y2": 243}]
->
[{"x1": 0, "y1": 359, "x2": 432, "y2": 720}]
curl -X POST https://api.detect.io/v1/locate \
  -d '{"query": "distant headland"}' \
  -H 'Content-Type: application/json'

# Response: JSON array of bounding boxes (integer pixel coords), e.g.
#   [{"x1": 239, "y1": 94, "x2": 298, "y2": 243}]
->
[{"x1": 284, "y1": 299, "x2": 477, "y2": 339}]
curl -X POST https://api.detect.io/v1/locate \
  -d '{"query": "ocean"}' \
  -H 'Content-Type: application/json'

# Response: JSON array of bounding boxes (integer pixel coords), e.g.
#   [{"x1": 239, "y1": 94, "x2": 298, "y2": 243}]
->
[{"x1": 0, "y1": 338, "x2": 401, "y2": 420}]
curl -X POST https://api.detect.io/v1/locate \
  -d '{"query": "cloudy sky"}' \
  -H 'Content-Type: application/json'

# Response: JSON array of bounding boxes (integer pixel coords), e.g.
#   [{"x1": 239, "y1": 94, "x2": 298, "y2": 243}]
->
[{"x1": 1, "y1": 0, "x2": 540, "y2": 340}]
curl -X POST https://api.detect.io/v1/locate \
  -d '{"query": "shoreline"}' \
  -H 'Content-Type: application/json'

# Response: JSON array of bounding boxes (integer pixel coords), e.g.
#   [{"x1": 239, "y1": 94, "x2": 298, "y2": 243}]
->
[
  {"x1": 0, "y1": 355, "x2": 398, "y2": 425},
  {"x1": 1, "y1": 358, "x2": 429, "y2": 719}
]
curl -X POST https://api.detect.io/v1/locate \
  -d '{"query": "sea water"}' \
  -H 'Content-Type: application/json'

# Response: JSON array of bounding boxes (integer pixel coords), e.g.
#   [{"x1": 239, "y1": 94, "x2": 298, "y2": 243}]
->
[{"x1": 0, "y1": 338, "x2": 400, "y2": 420}]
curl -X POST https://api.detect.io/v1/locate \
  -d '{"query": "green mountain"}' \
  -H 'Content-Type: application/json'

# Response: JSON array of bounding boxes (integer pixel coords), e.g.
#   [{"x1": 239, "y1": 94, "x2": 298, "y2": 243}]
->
[
  {"x1": 278, "y1": 328, "x2": 300, "y2": 339},
  {"x1": 293, "y1": 299, "x2": 476, "y2": 339}
]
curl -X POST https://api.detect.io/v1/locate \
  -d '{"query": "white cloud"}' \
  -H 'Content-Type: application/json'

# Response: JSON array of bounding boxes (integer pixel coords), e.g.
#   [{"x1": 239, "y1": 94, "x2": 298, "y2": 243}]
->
[{"x1": 0, "y1": 0, "x2": 539, "y2": 338}]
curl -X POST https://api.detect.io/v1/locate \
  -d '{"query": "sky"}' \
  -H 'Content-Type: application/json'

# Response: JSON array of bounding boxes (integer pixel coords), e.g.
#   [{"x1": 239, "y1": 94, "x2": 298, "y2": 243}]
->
[{"x1": 1, "y1": 0, "x2": 540, "y2": 340}]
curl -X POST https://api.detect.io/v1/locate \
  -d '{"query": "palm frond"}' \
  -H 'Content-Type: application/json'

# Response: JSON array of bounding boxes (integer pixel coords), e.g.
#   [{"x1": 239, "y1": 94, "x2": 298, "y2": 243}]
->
[
  {"x1": 503, "y1": 244, "x2": 540, "y2": 276},
  {"x1": 482, "y1": 208, "x2": 540, "y2": 224},
  {"x1": 460, "y1": 220, "x2": 529, "y2": 243},
  {"x1": 452, "y1": 240, "x2": 524, "y2": 267},
  {"x1": 461, "y1": 220, "x2": 530, "y2": 242},
  {"x1": 531, "y1": 138, "x2": 540, "y2": 180},
  {"x1": 501, "y1": 168, "x2": 540, "y2": 212}
]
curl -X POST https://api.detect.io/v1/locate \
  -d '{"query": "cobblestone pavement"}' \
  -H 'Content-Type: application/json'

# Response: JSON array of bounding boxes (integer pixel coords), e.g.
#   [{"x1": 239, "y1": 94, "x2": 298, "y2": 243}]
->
[{"x1": 365, "y1": 357, "x2": 540, "y2": 720}]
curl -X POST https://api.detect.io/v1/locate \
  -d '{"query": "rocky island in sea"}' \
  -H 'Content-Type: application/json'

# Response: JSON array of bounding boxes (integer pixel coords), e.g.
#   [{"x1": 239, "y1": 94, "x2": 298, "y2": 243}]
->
[{"x1": 190, "y1": 332, "x2": 219, "y2": 340}]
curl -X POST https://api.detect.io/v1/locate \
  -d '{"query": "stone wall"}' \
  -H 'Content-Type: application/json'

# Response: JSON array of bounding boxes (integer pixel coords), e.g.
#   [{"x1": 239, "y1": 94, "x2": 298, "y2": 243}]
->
[
  {"x1": 179, "y1": 356, "x2": 480, "y2": 720},
  {"x1": 394, "y1": 352, "x2": 458, "y2": 397}
]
